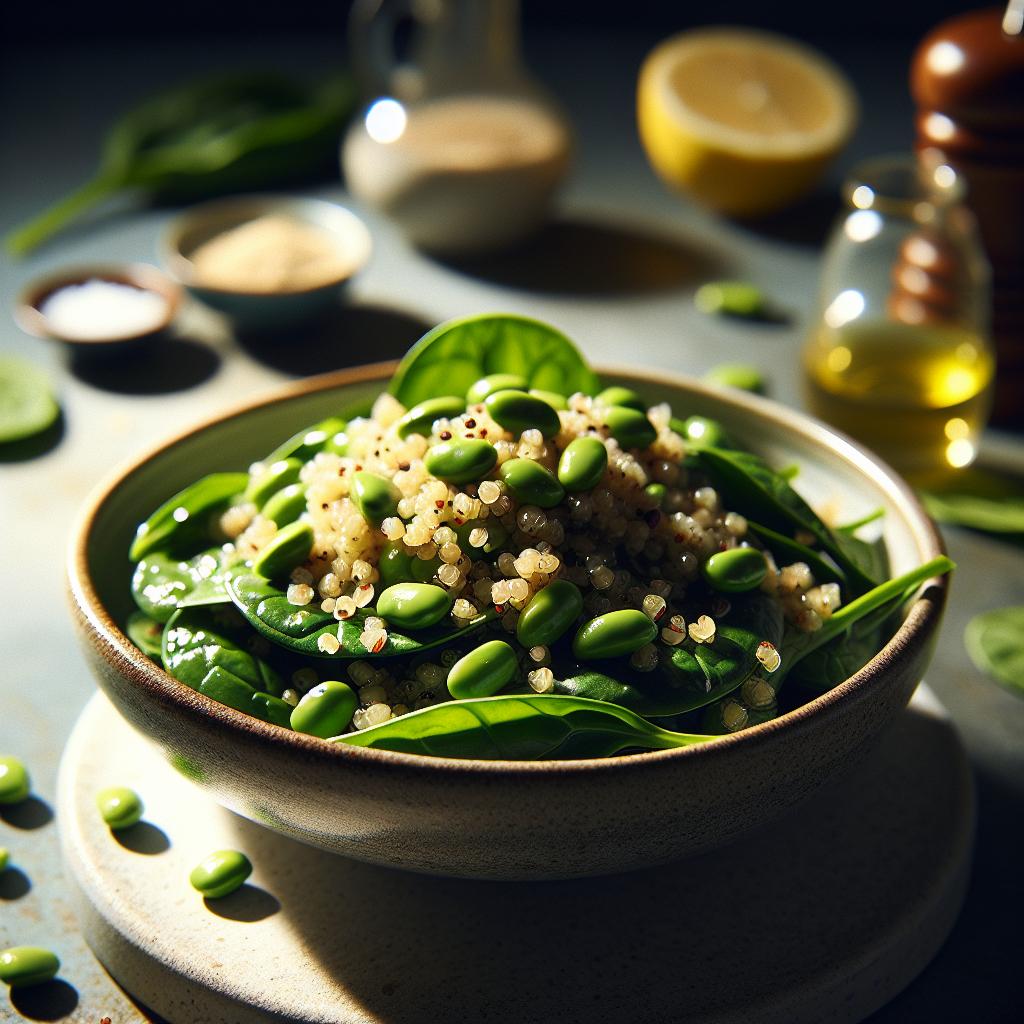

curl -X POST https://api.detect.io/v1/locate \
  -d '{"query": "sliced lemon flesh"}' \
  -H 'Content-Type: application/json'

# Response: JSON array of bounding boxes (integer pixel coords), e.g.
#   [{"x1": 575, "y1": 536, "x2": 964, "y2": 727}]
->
[{"x1": 638, "y1": 28, "x2": 858, "y2": 217}]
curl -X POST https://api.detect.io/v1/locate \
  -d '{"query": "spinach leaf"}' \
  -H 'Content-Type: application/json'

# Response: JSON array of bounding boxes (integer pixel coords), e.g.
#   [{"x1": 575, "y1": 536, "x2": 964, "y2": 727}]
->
[
  {"x1": 387, "y1": 314, "x2": 599, "y2": 407},
  {"x1": 161, "y1": 605, "x2": 284, "y2": 696},
  {"x1": 227, "y1": 573, "x2": 496, "y2": 658},
  {"x1": 746, "y1": 520, "x2": 845, "y2": 587},
  {"x1": 923, "y1": 489, "x2": 1024, "y2": 537},
  {"x1": 965, "y1": 606, "x2": 1024, "y2": 698},
  {"x1": 8, "y1": 73, "x2": 355, "y2": 256},
  {"x1": 129, "y1": 472, "x2": 248, "y2": 561},
  {"x1": 131, "y1": 546, "x2": 238, "y2": 622},
  {"x1": 337, "y1": 694, "x2": 714, "y2": 759},
  {"x1": 691, "y1": 446, "x2": 878, "y2": 595},
  {"x1": 125, "y1": 610, "x2": 164, "y2": 659}
]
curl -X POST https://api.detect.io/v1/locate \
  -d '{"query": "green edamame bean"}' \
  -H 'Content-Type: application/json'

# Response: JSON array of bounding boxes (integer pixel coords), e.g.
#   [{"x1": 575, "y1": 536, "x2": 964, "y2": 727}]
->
[
  {"x1": 411, "y1": 556, "x2": 443, "y2": 583},
  {"x1": 704, "y1": 363, "x2": 765, "y2": 395},
  {"x1": 250, "y1": 691, "x2": 293, "y2": 728},
  {"x1": 516, "y1": 579, "x2": 584, "y2": 648},
  {"x1": 702, "y1": 547, "x2": 768, "y2": 593},
  {"x1": 262, "y1": 483, "x2": 307, "y2": 526},
  {"x1": 396, "y1": 396, "x2": 466, "y2": 439},
  {"x1": 670, "y1": 415, "x2": 733, "y2": 448},
  {"x1": 447, "y1": 640, "x2": 518, "y2": 699},
  {"x1": 695, "y1": 280, "x2": 765, "y2": 318},
  {"x1": 252, "y1": 521, "x2": 314, "y2": 580},
  {"x1": 189, "y1": 849, "x2": 252, "y2": 899},
  {"x1": 198, "y1": 666, "x2": 257, "y2": 713},
  {"x1": 604, "y1": 406, "x2": 657, "y2": 449},
  {"x1": 0, "y1": 755, "x2": 30, "y2": 805},
  {"x1": 466, "y1": 373, "x2": 528, "y2": 405},
  {"x1": 0, "y1": 946, "x2": 60, "y2": 988},
  {"x1": 529, "y1": 388, "x2": 567, "y2": 410},
  {"x1": 0, "y1": 847, "x2": 9, "y2": 872},
  {"x1": 96, "y1": 786, "x2": 144, "y2": 830},
  {"x1": 245, "y1": 458, "x2": 303, "y2": 506},
  {"x1": 557, "y1": 437, "x2": 608, "y2": 492},
  {"x1": 595, "y1": 385, "x2": 645, "y2": 411},
  {"x1": 377, "y1": 582, "x2": 452, "y2": 629},
  {"x1": 425, "y1": 438, "x2": 497, "y2": 483},
  {"x1": 572, "y1": 609, "x2": 658, "y2": 659},
  {"x1": 499, "y1": 459, "x2": 565, "y2": 509},
  {"x1": 265, "y1": 416, "x2": 347, "y2": 463},
  {"x1": 290, "y1": 680, "x2": 358, "y2": 738},
  {"x1": 644, "y1": 482, "x2": 667, "y2": 507},
  {"x1": 379, "y1": 542, "x2": 416, "y2": 586},
  {"x1": 484, "y1": 389, "x2": 561, "y2": 439},
  {"x1": 351, "y1": 471, "x2": 401, "y2": 526},
  {"x1": 454, "y1": 520, "x2": 508, "y2": 556}
]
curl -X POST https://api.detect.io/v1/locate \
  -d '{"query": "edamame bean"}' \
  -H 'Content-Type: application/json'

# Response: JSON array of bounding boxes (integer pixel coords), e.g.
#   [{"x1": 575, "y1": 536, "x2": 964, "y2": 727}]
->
[
  {"x1": 250, "y1": 691, "x2": 293, "y2": 728},
  {"x1": 603, "y1": 406, "x2": 657, "y2": 448},
  {"x1": 0, "y1": 946, "x2": 60, "y2": 988},
  {"x1": 516, "y1": 579, "x2": 584, "y2": 648},
  {"x1": 379, "y1": 542, "x2": 416, "y2": 586},
  {"x1": 377, "y1": 582, "x2": 452, "y2": 629},
  {"x1": 411, "y1": 555, "x2": 442, "y2": 583},
  {"x1": 0, "y1": 755, "x2": 30, "y2": 805},
  {"x1": 572, "y1": 609, "x2": 658, "y2": 659},
  {"x1": 557, "y1": 437, "x2": 608, "y2": 492},
  {"x1": 644, "y1": 482, "x2": 667, "y2": 507},
  {"x1": 262, "y1": 483, "x2": 307, "y2": 526},
  {"x1": 484, "y1": 389, "x2": 561, "y2": 439},
  {"x1": 499, "y1": 459, "x2": 565, "y2": 508},
  {"x1": 447, "y1": 640, "x2": 518, "y2": 699},
  {"x1": 704, "y1": 363, "x2": 766, "y2": 395},
  {"x1": 265, "y1": 416, "x2": 347, "y2": 463},
  {"x1": 466, "y1": 373, "x2": 528, "y2": 405},
  {"x1": 351, "y1": 471, "x2": 401, "y2": 526},
  {"x1": 694, "y1": 280, "x2": 765, "y2": 318},
  {"x1": 702, "y1": 548, "x2": 767, "y2": 592},
  {"x1": 0, "y1": 848, "x2": 9, "y2": 872},
  {"x1": 595, "y1": 385, "x2": 645, "y2": 411},
  {"x1": 252, "y1": 521, "x2": 314, "y2": 579},
  {"x1": 245, "y1": 458, "x2": 302, "y2": 506},
  {"x1": 96, "y1": 786, "x2": 144, "y2": 830},
  {"x1": 290, "y1": 680, "x2": 358, "y2": 738},
  {"x1": 671, "y1": 415, "x2": 733, "y2": 448},
  {"x1": 455, "y1": 520, "x2": 508, "y2": 555},
  {"x1": 396, "y1": 396, "x2": 466, "y2": 439},
  {"x1": 529, "y1": 388, "x2": 567, "y2": 410},
  {"x1": 189, "y1": 849, "x2": 252, "y2": 899},
  {"x1": 424, "y1": 438, "x2": 497, "y2": 483}
]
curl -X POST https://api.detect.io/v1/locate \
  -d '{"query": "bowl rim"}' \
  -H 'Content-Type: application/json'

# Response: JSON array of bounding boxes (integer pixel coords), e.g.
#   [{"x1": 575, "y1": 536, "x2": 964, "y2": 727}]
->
[
  {"x1": 68, "y1": 360, "x2": 947, "y2": 777},
  {"x1": 15, "y1": 262, "x2": 182, "y2": 345},
  {"x1": 160, "y1": 193, "x2": 373, "y2": 297}
]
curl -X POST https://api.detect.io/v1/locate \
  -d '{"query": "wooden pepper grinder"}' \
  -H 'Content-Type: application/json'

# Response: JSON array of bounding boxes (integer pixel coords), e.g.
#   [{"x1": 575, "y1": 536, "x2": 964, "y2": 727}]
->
[{"x1": 911, "y1": 2, "x2": 1024, "y2": 425}]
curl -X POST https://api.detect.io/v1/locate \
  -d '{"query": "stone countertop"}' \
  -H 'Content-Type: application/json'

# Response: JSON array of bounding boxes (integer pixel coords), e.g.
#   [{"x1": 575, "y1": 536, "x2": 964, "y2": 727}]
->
[{"x1": 1, "y1": 26, "x2": 1021, "y2": 1024}]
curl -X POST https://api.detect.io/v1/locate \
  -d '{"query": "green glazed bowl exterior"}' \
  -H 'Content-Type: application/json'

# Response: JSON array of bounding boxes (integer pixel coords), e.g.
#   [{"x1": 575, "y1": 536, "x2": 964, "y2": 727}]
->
[{"x1": 67, "y1": 363, "x2": 948, "y2": 880}]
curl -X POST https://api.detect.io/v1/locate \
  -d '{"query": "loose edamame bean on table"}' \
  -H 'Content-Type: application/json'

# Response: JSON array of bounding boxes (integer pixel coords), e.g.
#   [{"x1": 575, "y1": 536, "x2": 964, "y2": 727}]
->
[
  {"x1": 0, "y1": 755, "x2": 30, "y2": 805},
  {"x1": 190, "y1": 849, "x2": 252, "y2": 899},
  {"x1": 0, "y1": 946, "x2": 60, "y2": 988},
  {"x1": 96, "y1": 786, "x2": 145, "y2": 830},
  {"x1": 124, "y1": 313, "x2": 955, "y2": 760}
]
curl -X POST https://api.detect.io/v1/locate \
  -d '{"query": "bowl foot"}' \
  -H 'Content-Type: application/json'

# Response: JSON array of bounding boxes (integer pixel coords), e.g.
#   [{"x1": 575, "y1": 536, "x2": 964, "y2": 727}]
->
[{"x1": 57, "y1": 688, "x2": 972, "y2": 1024}]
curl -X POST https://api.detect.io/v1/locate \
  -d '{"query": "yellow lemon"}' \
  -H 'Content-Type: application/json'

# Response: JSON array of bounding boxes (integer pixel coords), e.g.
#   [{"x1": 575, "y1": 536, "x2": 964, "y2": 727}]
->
[{"x1": 637, "y1": 28, "x2": 858, "y2": 217}]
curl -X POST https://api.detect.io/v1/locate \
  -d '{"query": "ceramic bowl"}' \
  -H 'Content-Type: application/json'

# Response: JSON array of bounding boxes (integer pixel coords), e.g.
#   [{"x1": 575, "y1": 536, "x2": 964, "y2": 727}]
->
[
  {"x1": 67, "y1": 364, "x2": 947, "y2": 880},
  {"x1": 161, "y1": 195, "x2": 372, "y2": 330},
  {"x1": 15, "y1": 263, "x2": 182, "y2": 351}
]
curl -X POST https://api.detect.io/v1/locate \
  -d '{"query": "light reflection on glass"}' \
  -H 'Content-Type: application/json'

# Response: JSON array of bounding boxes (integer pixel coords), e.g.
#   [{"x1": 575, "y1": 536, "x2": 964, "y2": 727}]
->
[
  {"x1": 824, "y1": 289, "x2": 865, "y2": 329},
  {"x1": 944, "y1": 417, "x2": 970, "y2": 440},
  {"x1": 923, "y1": 112, "x2": 956, "y2": 142},
  {"x1": 845, "y1": 210, "x2": 882, "y2": 242},
  {"x1": 365, "y1": 98, "x2": 407, "y2": 144},
  {"x1": 946, "y1": 438, "x2": 975, "y2": 468},
  {"x1": 851, "y1": 185, "x2": 874, "y2": 209},
  {"x1": 927, "y1": 41, "x2": 965, "y2": 75}
]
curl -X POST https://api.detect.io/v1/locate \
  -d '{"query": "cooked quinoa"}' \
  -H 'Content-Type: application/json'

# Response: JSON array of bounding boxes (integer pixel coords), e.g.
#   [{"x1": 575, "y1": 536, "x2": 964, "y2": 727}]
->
[{"x1": 216, "y1": 390, "x2": 841, "y2": 731}]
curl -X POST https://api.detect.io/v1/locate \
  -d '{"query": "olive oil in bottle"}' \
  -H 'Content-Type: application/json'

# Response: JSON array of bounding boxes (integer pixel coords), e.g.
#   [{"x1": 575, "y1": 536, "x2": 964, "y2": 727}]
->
[{"x1": 803, "y1": 319, "x2": 994, "y2": 484}]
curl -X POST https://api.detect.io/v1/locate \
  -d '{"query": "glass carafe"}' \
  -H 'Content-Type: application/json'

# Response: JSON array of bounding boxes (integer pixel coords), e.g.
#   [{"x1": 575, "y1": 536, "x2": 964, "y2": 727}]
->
[
  {"x1": 802, "y1": 153, "x2": 994, "y2": 486},
  {"x1": 341, "y1": 0, "x2": 572, "y2": 255}
]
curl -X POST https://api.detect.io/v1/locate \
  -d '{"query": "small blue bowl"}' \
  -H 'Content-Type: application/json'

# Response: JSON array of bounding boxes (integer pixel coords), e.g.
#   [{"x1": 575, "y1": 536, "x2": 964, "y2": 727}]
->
[{"x1": 161, "y1": 196, "x2": 372, "y2": 331}]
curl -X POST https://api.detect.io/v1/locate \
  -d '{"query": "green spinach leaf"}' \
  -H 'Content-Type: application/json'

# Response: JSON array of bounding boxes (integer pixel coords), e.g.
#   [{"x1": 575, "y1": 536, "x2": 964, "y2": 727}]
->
[{"x1": 965, "y1": 606, "x2": 1024, "y2": 698}]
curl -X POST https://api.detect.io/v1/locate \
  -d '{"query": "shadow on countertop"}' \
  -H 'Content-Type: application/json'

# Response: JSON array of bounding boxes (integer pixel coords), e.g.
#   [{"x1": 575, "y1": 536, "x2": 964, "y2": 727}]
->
[
  {"x1": 68, "y1": 334, "x2": 220, "y2": 394},
  {"x1": 435, "y1": 215, "x2": 730, "y2": 296}
]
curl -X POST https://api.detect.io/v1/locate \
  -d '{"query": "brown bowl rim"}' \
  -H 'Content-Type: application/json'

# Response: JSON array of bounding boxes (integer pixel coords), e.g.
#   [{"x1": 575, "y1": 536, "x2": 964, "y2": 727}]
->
[
  {"x1": 68, "y1": 361, "x2": 947, "y2": 779},
  {"x1": 15, "y1": 262, "x2": 182, "y2": 345},
  {"x1": 159, "y1": 194, "x2": 373, "y2": 297}
]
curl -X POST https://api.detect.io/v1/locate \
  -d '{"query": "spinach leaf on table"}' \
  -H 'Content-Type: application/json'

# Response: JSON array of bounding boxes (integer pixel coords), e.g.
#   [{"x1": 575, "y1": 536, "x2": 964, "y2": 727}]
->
[{"x1": 965, "y1": 606, "x2": 1024, "y2": 698}]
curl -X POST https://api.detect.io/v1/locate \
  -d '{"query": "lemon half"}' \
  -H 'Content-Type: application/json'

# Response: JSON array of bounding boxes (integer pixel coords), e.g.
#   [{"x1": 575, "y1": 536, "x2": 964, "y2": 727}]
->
[{"x1": 638, "y1": 28, "x2": 858, "y2": 217}]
